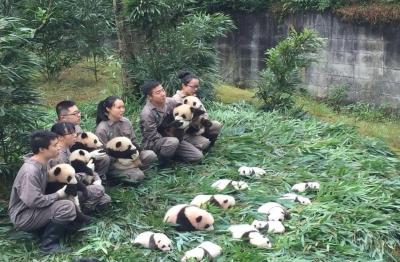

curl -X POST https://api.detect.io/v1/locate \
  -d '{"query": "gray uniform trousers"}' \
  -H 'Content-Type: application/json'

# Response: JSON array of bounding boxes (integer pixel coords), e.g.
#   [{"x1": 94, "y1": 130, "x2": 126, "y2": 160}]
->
[
  {"x1": 94, "y1": 154, "x2": 111, "y2": 180},
  {"x1": 153, "y1": 137, "x2": 203, "y2": 163},
  {"x1": 108, "y1": 150, "x2": 158, "y2": 181},
  {"x1": 15, "y1": 200, "x2": 77, "y2": 231},
  {"x1": 183, "y1": 120, "x2": 222, "y2": 151},
  {"x1": 78, "y1": 184, "x2": 111, "y2": 212}
]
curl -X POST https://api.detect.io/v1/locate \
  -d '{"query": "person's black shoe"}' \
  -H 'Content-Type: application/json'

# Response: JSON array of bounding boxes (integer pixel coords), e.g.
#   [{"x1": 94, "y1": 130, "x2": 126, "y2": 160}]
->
[{"x1": 39, "y1": 221, "x2": 69, "y2": 254}]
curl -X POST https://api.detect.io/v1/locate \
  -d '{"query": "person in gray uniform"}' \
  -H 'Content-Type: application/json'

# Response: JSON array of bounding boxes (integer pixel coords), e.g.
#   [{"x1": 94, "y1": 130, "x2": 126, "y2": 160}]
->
[
  {"x1": 49, "y1": 122, "x2": 111, "y2": 214},
  {"x1": 140, "y1": 80, "x2": 204, "y2": 166},
  {"x1": 8, "y1": 131, "x2": 76, "y2": 253},
  {"x1": 173, "y1": 71, "x2": 222, "y2": 148},
  {"x1": 56, "y1": 100, "x2": 110, "y2": 180},
  {"x1": 95, "y1": 96, "x2": 158, "y2": 182}
]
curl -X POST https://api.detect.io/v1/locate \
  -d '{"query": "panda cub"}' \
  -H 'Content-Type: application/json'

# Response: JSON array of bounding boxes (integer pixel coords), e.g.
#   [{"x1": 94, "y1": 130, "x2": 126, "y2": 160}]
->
[
  {"x1": 280, "y1": 193, "x2": 311, "y2": 205},
  {"x1": 105, "y1": 136, "x2": 141, "y2": 169},
  {"x1": 251, "y1": 220, "x2": 285, "y2": 234},
  {"x1": 291, "y1": 182, "x2": 320, "y2": 192},
  {"x1": 164, "y1": 204, "x2": 214, "y2": 232},
  {"x1": 238, "y1": 166, "x2": 266, "y2": 178},
  {"x1": 211, "y1": 179, "x2": 249, "y2": 191},
  {"x1": 181, "y1": 241, "x2": 222, "y2": 261},
  {"x1": 190, "y1": 194, "x2": 235, "y2": 209},
  {"x1": 257, "y1": 202, "x2": 290, "y2": 222},
  {"x1": 133, "y1": 231, "x2": 172, "y2": 251},
  {"x1": 182, "y1": 96, "x2": 212, "y2": 136},
  {"x1": 228, "y1": 224, "x2": 272, "y2": 248},
  {"x1": 69, "y1": 149, "x2": 95, "y2": 185},
  {"x1": 70, "y1": 132, "x2": 104, "y2": 153}
]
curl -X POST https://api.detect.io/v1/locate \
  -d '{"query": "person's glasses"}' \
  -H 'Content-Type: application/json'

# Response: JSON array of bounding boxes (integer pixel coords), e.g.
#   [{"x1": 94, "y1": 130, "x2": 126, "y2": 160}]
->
[{"x1": 62, "y1": 111, "x2": 81, "y2": 117}]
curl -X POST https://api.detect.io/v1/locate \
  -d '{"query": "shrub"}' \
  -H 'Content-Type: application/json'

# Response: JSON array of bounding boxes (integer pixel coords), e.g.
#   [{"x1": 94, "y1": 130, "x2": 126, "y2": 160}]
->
[
  {"x1": 255, "y1": 28, "x2": 324, "y2": 111},
  {"x1": 325, "y1": 84, "x2": 349, "y2": 112}
]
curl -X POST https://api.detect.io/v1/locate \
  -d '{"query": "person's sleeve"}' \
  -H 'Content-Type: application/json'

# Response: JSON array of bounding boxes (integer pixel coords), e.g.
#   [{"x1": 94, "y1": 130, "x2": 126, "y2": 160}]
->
[
  {"x1": 95, "y1": 124, "x2": 109, "y2": 145},
  {"x1": 140, "y1": 111, "x2": 162, "y2": 143},
  {"x1": 126, "y1": 120, "x2": 138, "y2": 145},
  {"x1": 17, "y1": 171, "x2": 58, "y2": 208}
]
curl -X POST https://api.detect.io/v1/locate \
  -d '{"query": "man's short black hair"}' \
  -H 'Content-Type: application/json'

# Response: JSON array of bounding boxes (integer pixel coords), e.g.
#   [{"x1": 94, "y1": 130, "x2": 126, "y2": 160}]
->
[
  {"x1": 30, "y1": 130, "x2": 58, "y2": 154},
  {"x1": 140, "y1": 80, "x2": 161, "y2": 96},
  {"x1": 56, "y1": 100, "x2": 76, "y2": 118}
]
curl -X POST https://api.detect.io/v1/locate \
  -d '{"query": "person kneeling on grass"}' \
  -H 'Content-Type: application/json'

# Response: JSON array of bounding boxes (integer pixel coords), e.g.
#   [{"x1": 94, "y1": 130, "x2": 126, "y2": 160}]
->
[
  {"x1": 8, "y1": 131, "x2": 79, "y2": 254},
  {"x1": 49, "y1": 122, "x2": 111, "y2": 214},
  {"x1": 95, "y1": 96, "x2": 158, "y2": 183}
]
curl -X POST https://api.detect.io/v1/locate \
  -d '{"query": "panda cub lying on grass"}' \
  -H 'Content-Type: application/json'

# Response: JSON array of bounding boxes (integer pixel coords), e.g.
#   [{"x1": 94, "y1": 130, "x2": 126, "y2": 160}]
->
[
  {"x1": 257, "y1": 202, "x2": 290, "y2": 222},
  {"x1": 181, "y1": 241, "x2": 222, "y2": 261},
  {"x1": 133, "y1": 231, "x2": 172, "y2": 251},
  {"x1": 190, "y1": 194, "x2": 235, "y2": 209},
  {"x1": 228, "y1": 224, "x2": 272, "y2": 249},
  {"x1": 211, "y1": 179, "x2": 249, "y2": 191},
  {"x1": 164, "y1": 204, "x2": 214, "y2": 231},
  {"x1": 238, "y1": 166, "x2": 266, "y2": 178}
]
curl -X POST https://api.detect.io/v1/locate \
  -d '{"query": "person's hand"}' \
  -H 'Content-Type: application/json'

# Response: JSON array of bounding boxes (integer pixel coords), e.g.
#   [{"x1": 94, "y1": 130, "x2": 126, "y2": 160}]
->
[
  {"x1": 92, "y1": 179, "x2": 102, "y2": 186},
  {"x1": 89, "y1": 149, "x2": 107, "y2": 160},
  {"x1": 87, "y1": 159, "x2": 95, "y2": 171},
  {"x1": 56, "y1": 185, "x2": 67, "y2": 198}
]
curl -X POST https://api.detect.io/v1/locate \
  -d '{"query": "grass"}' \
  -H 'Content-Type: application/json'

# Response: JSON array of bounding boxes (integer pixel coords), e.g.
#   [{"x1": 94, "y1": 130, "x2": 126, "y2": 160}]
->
[{"x1": 1, "y1": 101, "x2": 400, "y2": 261}]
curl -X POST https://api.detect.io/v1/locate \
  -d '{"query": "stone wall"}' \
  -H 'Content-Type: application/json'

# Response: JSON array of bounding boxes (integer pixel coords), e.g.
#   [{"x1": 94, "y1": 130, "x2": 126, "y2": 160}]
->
[{"x1": 216, "y1": 12, "x2": 400, "y2": 106}]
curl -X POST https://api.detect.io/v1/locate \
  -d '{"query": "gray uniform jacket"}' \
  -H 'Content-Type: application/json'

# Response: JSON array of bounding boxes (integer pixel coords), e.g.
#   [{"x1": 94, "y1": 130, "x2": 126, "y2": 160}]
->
[
  {"x1": 8, "y1": 155, "x2": 59, "y2": 226},
  {"x1": 96, "y1": 117, "x2": 139, "y2": 146},
  {"x1": 140, "y1": 98, "x2": 177, "y2": 150}
]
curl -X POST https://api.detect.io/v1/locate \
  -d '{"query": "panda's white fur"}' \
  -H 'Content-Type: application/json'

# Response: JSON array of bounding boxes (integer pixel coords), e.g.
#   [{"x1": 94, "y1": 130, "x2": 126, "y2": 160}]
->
[
  {"x1": 228, "y1": 224, "x2": 272, "y2": 248},
  {"x1": 106, "y1": 136, "x2": 141, "y2": 169},
  {"x1": 71, "y1": 131, "x2": 103, "y2": 152},
  {"x1": 251, "y1": 220, "x2": 285, "y2": 234},
  {"x1": 280, "y1": 193, "x2": 311, "y2": 205},
  {"x1": 47, "y1": 164, "x2": 80, "y2": 211},
  {"x1": 163, "y1": 204, "x2": 214, "y2": 231},
  {"x1": 133, "y1": 231, "x2": 172, "y2": 251},
  {"x1": 238, "y1": 166, "x2": 266, "y2": 178},
  {"x1": 69, "y1": 149, "x2": 95, "y2": 185},
  {"x1": 257, "y1": 202, "x2": 289, "y2": 222},
  {"x1": 211, "y1": 179, "x2": 249, "y2": 191},
  {"x1": 173, "y1": 104, "x2": 194, "y2": 129},
  {"x1": 181, "y1": 241, "x2": 222, "y2": 261},
  {"x1": 291, "y1": 182, "x2": 320, "y2": 192},
  {"x1": 190, "y1": 194, "x2": 235, "y2": 209},
  {"x1": 182, "y1": 96, "x2": 210, "y2": 136}
]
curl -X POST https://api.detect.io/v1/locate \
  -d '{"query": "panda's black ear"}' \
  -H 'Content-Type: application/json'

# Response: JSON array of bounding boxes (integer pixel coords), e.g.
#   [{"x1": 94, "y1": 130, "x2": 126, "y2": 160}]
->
[
  {"x1": 116, "y1": 141, "x2": 122, "y2": 148},
  {"x1": 81, "y1": 132, "x2": 88, "y2": 139},
  {"x1": 196, "y1": 216, "x2": 203, "y2": 223},
  {"x1": 79, "y1": 150, "x2": 85, "y2": 156},
  {"x1": 54, "y1": 167, "x2": 61, "y2": 176}
]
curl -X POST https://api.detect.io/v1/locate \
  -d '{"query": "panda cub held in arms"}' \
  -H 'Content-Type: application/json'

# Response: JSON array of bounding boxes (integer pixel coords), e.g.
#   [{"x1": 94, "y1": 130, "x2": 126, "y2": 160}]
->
[
  {"x1": 70, "y1": 132, "x2": 103, "y2": 153},
  {"x1": 190, "y1": 194, "x2": 235, "y2": 209},
  {"x1": 182, "y1": 96, "x2": 212, "y2": 136},
  {"x1": 181, "y1": 241, "x2": 222, "y2": 261},
  {"x1": 133, "y1": 231, "x2": 172, "y2": 251},
  {"x1": 163, "y1": 204, "x2": 214, "y2": 231},
  {"x1": 69, "y1": 149, "x2": 95, "y2": 186},
  {"x1": 105, "y1": 136, "x2": 141, "y2": 169},
  {"x1": 46, "y1": 164, "x2": 91, "y2": 222}
]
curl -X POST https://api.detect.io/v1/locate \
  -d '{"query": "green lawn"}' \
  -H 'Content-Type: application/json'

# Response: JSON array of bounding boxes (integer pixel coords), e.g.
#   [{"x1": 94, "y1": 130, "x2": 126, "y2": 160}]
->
[{"x1": 1, "y1": 102, "x2": 399, "y2": 261}]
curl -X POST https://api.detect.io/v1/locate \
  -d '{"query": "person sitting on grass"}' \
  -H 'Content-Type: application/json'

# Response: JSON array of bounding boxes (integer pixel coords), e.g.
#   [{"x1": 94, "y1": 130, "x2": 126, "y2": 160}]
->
[
  {"x1": 95, "y1": 95, "x2": 158, "y2": 183},
  {"x1": 55, "y1": 100, "x2": 110, "y2": 180},
  {"x1": 172, "y1": 71, "x2": 222, "y2": 149},
  {"x1": 8, "y1": 131, "x2": 76, "y2": 254},
  {"x1": 49, "y1": 122, "x2": 111, "y2": 214},
  {"x1": 140, "y1": 80, "x2": 204, "y2": 167}
]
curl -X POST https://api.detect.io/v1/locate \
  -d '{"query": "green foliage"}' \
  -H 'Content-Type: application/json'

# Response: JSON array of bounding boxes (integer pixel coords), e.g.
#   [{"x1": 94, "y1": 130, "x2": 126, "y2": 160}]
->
[
  {"x1": 2, "y1": 102, "x2": 400, "y2": 260},
  {"x1": 256, "y1": 28, "x2": 324, "y2": 111},
  {"x1": 325, "y1": 84, "x2": 349, "y2": 112},
  {"x1": 281, "y1": 0, "x2": 344, "y2": 12},
  {"x1": 0, "y1": 16, "x2": 46, "y2": 184},
  {"x1": 342, "y1": 102, "x2": 400, "y2": 122},
  {"x1": 196, "y1": 0, "x2": 270, "y2": 13},
  {"x1": 125, "y1": 11, "x2": 235, "y2": 99}
]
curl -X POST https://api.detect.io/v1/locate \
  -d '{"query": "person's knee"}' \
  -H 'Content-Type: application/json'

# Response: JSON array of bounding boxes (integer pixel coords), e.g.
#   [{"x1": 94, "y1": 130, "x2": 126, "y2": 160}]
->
[
  {"x1": 140, "y1": 150, "x2": 158, "y2": 166},
  {"x1": 86, "y1": 185, "x2": 105, "y2": 198},
  {"x1": 53, "y1": 200, "x2": 76, "y2": 222},
  {"x1": 127, "y1": 169, "x2": 145, "y2": 181},
  {"x1": 160, "y1": 137, "x2": 179, "y2": 158},
  {"x1": 185, "y1": 150, "x2": 204, "y2": 163}
]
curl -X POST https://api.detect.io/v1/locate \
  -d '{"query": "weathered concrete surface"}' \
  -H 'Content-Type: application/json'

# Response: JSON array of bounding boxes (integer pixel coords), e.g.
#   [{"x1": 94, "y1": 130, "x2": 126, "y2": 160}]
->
[{"x1": 216, "y1": 12, "x2": 400, "y2": 106}]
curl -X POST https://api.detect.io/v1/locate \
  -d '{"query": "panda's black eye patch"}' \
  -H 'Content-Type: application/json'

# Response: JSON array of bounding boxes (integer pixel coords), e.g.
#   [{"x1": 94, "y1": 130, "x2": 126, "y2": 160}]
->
[
  {"x1": 223, "y1": 199, "x2": 228, "y2": 203},
  {"x1": 193, "y1": 102, "x2": 197, "y2": 106},
  {"x1": 116, "y1": 142, "x2": 122, "y2": 148},
  {"x1": 184, "y1": 99, "x2": 188, "y2": 104},
  {"x1": 182, "y1": 114, "x2": 186, "y2": 119},
  {"x1": 94, "y1": 139, "x2": 98, "y2": 144},
  {"x1": 196, "y1": 216, "x2": 203, "y2": 223},
  {"x1": 204, "y1": 224, "x2": 210, "y2": 229},
  {"x1": 162, "y1": 245, "x2": 165, "y2": 248},
  {"x1": 54, "y1": 167, "x2": 61, "y2": 176},
  {"x1": 128, "y1": 145, "x2": 132, "y2": 150},
  {"x1": 67, "y1": 176, "x2": 72, "y2": 182},
  {"x1": 157, "y1": 240, "x2": 161, "y2": 243},
  {"x1": 174, "y1": 112, "x2": 178, "y2": 116},
  {"x1": 79, "y1": 150, "x2": 85, "y2": 155}
]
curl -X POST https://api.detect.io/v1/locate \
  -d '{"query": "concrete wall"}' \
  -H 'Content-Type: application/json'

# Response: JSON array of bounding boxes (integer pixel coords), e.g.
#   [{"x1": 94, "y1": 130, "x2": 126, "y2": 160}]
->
[{"x1": 216, "y1": 12, "x2": 400, "y2": 106}]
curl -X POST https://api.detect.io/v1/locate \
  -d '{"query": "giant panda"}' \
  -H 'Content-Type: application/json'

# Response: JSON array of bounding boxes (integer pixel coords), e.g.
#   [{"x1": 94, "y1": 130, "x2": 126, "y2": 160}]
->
[
  {"x1": 70, "y1": 132, "x2": 103, "y2": 153},
  {"x1": 182, "y1": 96, "x2": 212, "y2": 136},
  {"x1": 257, "y1": 202, "x2": 290, "y2": 222},
  {"x1": 157, "y1": 104, "x2": 194, "y2": 140},
  {"x1": 163, "y1": 204, "x2": 214, "y2": 231},
  {"x1": 181, "y1": 241, "x2": 222, "y2": 261},
  {"x1": 228, "y1": 224, "x2": 272, "y2": 248},
  {"x1": 69, "y1": 149, "x2": 95, "y2": 186},
  {"x1": 133, "y1": 231, "x2": 172, "y2": 251},
  {"x1": 211, "y1": 179, "x2": 249, "y2": 191},
  {"x1": 105, "y1": 136, "x2": 141, "y2": 169},
  {"x1": 190, "y1": 194, "x2": 235, "y2": 209},
  {"x1": 46, "y1": 164, "x2": 91, "y2": 222}
]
